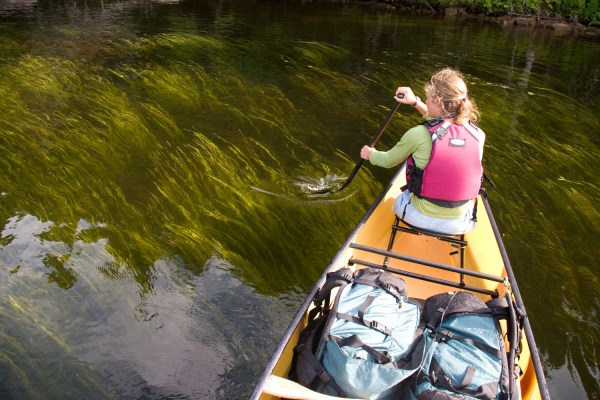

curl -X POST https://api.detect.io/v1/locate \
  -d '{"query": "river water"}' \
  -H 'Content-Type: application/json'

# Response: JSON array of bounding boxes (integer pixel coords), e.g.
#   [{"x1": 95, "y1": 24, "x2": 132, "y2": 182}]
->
[{"x1": 0, "y1": 1, "x2": 598, "y2": 399}]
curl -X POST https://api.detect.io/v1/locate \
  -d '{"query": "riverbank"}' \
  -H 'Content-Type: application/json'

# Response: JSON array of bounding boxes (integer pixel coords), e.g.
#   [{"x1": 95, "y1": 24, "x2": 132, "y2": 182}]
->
[
  {"x1": 373, "y1": 1, "x2": 600, "y2": 37},
  {"x1": 495, "y1": 13, "x2": 600, "y2": 36}
]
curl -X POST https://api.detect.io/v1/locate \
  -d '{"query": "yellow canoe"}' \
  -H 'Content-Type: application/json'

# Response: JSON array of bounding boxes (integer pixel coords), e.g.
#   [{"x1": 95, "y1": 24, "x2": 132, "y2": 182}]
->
[{"x1": 250, "y1": 164, "x2": 550, "y2": 400}]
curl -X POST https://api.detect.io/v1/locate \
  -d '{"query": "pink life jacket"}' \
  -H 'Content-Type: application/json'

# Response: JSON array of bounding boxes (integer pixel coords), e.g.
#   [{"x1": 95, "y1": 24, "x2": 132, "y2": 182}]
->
[{"x1": 406, "y1": 120, "x2": 484, "y2": 208}]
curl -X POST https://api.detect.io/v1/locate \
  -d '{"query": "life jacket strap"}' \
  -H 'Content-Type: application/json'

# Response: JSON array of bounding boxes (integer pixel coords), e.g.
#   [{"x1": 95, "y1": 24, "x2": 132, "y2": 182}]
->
[{"x1": 431, "y1": 121, "x2": 452, "y2": 142}]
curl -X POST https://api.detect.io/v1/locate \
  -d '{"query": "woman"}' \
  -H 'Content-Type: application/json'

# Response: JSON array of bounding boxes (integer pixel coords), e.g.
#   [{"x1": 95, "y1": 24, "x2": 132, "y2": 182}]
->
[{"x1": 360, "y1": 68, "x2": 485, "y2": 235}]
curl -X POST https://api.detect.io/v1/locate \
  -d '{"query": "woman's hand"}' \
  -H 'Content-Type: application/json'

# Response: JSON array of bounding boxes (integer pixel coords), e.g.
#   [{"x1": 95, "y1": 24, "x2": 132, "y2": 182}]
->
[
  {"x1": 395, "y1": 86, "x2": 417, "y2": 106},
  {"x1": 397, "y1": 86, "x2": 427, "y2": 114},
  {"x1": 360, "y1": 145, "x2": 374, "y2": 160}
]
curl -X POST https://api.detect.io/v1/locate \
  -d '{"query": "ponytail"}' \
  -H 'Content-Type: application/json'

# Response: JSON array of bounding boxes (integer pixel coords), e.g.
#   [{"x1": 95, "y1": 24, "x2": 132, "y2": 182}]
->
[{"x1": 429, "y1": 68, "x2": 479, "y2": 123}]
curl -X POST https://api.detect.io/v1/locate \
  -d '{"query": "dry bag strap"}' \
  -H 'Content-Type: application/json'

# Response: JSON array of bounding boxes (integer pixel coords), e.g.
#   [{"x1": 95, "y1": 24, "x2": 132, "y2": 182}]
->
[
  {"x1": 434, "y1": 328, "x2": 503, "y2": 359},
  {"x1": 314, "y1": 268, "x2": 354, "y2": 304},
  {"x1": 426, "y1": 301, "x2": 492, "y2": 331},
  {"x1": 330, "y1": 335, "x2": 393, "y2": 365},
  {"x1": 295, "y1": 341, "x2": 347, "y2": 397},
  {"x1": 429, "y1": 357, "x2": 498, "y2": 400},
  {"x1": 353, "y1": 268, "x2": 407, "y2": 301},
  {"x1": 336, "y1": 295, "x2": 392, "y2": 336}
]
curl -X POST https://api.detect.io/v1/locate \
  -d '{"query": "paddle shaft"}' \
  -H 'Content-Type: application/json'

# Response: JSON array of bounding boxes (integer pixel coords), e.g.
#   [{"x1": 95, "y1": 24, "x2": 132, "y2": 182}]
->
[{"x1": 337, "y1": 98, "x2": 402, "y2": 191}]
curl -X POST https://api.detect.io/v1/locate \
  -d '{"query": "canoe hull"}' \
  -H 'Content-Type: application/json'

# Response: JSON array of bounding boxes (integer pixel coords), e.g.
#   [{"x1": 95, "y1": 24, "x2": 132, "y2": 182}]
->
[{"x1": 251, "y1": 165, "x2": 548, "y2": 400}]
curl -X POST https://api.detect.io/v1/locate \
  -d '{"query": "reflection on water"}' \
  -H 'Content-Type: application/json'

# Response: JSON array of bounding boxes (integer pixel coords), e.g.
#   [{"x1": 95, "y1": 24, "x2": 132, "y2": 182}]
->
[
  {"x1": 0, "y1": 213, "x2": 299, "y2": 398},
  {"x1": 1, "y1": 214, "x2": 107, "y2": 289},
  {"x1": 0, "y1": 0, "x2": 599, "y2": 399}
]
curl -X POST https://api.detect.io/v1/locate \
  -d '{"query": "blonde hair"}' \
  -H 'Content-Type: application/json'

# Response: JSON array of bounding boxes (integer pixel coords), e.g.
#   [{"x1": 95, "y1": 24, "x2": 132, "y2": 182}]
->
[{"x1": 426, "y1": 68, "x2": 479, "y2": 123}]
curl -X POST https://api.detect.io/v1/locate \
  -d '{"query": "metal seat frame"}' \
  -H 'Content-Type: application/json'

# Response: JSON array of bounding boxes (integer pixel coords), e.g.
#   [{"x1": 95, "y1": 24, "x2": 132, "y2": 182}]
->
[{"x1": 385, "y1": 216, "x2": 469, "y2": 286}]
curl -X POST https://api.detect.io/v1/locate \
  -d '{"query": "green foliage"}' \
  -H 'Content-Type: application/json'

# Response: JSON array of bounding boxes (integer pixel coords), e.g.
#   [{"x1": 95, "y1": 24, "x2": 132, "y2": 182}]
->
[
  {"x1": 389, "y1": 0, "x2": 600, "y2": 24},
  {"x1": 482, "y1": 0, "x2": 512, "y2": 13},
  {"x1": 582, "y1": 0, "x2": 600, "y2": 24}
]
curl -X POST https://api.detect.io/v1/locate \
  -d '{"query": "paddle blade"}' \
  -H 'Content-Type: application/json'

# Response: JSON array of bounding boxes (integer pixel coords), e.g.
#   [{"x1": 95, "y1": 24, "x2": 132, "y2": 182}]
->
[
  {"x1": 293, "y1": 174, "x2": 346, "y2": 195},
  {"x1": 263, "y1": 375, "x2": 361, "y2": 400}
]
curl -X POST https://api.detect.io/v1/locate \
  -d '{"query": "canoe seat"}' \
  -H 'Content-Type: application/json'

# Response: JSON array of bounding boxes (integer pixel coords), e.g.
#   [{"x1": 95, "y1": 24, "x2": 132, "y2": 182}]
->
[
  {"x1": 348, "y1": 217, "x2": 499, "y2": 296},
  {"x1": 388, "y1": 216, "x2": 468, "y2": 272}
]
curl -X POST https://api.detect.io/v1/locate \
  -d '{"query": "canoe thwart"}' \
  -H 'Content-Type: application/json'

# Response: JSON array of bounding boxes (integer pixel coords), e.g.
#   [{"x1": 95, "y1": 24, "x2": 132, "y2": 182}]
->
[
  {"x1": 349, "y1": 257, "x2": 498, "y2": 296},
  {"x1": 349, "y1": 242, "x2": 504, "y2": 284}
]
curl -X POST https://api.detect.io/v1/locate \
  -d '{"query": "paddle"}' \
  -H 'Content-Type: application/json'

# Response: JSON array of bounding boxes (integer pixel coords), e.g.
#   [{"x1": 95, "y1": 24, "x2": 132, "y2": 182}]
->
[
  {"x1": 263, "y1": 375, "x2": 362, "y2": 400},
  {"x1": 337, "y1": 96, "x2": 403, "y2": 192}
]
